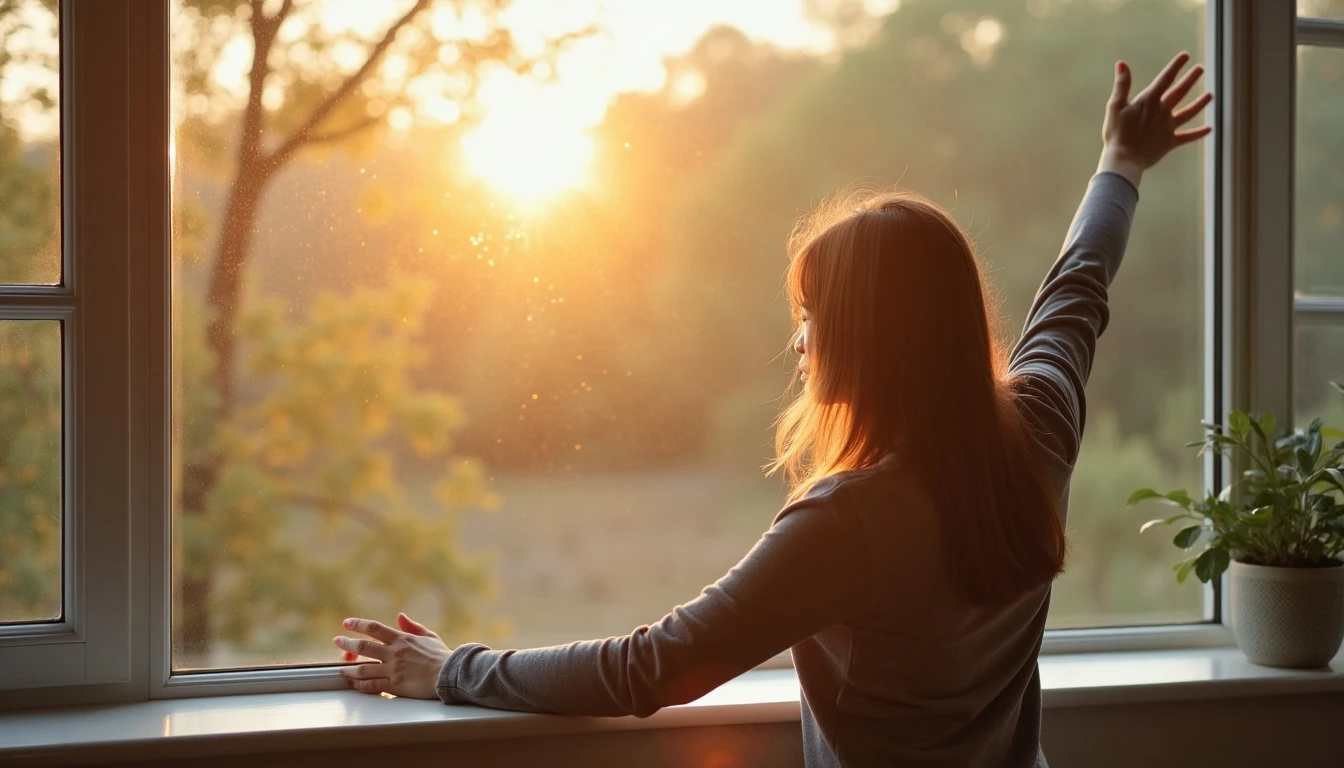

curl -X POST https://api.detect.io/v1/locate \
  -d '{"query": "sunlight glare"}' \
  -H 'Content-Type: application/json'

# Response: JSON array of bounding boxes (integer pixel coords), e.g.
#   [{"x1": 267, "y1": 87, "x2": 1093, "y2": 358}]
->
[
  {"x1": 463, "y1": 115, "x2": 594, "y2": 203},
  {"x1": 461, "y1": 73, "x2": 598, "y2": 203}
]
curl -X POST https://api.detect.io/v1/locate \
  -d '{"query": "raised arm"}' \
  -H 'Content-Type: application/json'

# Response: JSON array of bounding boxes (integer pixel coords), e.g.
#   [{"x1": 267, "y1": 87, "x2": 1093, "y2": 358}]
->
[
  {"x1": 1009, "y1": 52, "x2": 1212, "y2": 467},
  {"x1": 333, "y1": 487, "x2": 872, "y2": 715}
]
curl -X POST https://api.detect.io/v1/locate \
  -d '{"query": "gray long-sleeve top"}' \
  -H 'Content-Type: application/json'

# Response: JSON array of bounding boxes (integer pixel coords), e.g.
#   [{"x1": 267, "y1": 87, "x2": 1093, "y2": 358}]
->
[{"x1": 436, "y1": 172, "x2": 1139, "y2": 767}]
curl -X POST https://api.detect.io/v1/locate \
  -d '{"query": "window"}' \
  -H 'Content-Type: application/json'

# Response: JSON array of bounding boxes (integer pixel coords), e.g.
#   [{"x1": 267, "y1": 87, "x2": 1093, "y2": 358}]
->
[
  {"x1": 1294, "y1": 6, "x2": 1344, "y2": 427},
  {"x1": 1, "y1": 0, "x2": 63, "y2": 628},
  {"x1": 9, "y1": 1, "x2": 1314, "y2": 705},
  {"x1": 0, "y1": 0, "x2": 138, "y2": 694},
  {"x1": 163, "y1": 0, "x2": 1210, "y2": 674},
  {"x1": 1300, "y1": 0, "x2": 1344, "y2": 20},
  {"x1": 0, "y1": 320, "x2": 62, "y2": 624}
]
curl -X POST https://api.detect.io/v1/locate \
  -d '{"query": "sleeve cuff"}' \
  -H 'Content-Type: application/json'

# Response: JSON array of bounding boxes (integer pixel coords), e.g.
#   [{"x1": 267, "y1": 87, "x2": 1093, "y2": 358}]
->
[
  {"x1": 1093, "y1": 169, "x2": 1140, "y2": 200},
  {"x1": 436, "y1": 642, "x2": 491, "y2": 705}
]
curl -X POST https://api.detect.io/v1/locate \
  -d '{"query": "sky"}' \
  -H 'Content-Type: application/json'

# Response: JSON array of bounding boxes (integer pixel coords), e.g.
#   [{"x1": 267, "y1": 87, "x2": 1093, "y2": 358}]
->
[
  {"x1": 1, "y1": 0, "x2": 900, "y2": 198},
  {"x1": 292, "y1": 0, "x2": 899, "y2": 200}
]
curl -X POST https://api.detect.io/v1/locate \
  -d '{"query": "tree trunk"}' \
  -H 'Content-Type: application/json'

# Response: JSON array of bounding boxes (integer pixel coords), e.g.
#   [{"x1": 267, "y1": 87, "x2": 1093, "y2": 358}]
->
[{"x1": 174, "y1": 164, "x2": 268, "y2": 664}]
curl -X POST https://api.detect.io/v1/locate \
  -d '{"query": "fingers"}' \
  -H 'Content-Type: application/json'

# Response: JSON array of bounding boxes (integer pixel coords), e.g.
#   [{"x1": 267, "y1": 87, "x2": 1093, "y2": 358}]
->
[
  {"x1": 350, "y1": 678, "x2": 389, "y2": 695},
  {"x1": 1173, "y1": 91, "x2": 1213, "y2": 125},
  {"x1": 1162, "y1": 63, "x2": 1204, "y2": 109},
  {"x1": 343, "y1": 617, "x2": 401, "y2": 644},
  {"x1": 1109, "y1": 61, "x2": 1132, "y2": 109},
  {"x1": 1138, "y1": 51, "x2": 1190, "y2": 101},
  {"x1": 340, "y1": 662, "x2": 387, "y2": 680},
  {"x1": 397, "y1": 612, "x2": 436, "y2": 638},
  {"x1": 1174, "y1": 125, "x2": 1213, "y2": 146},
  {"x1": 333, "y1": 635, "x2": 390, "y2": 661}
]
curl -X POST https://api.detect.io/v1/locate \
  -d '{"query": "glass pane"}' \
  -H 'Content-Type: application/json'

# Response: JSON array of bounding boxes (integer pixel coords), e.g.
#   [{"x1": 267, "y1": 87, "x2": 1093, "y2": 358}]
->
[
  {"x1": 1296, "y1": 45, "x2": 1344, "y2": 298},
  {"x1": 0, "y1": 0, "x2": 61, "y2": 285},
  {"x1": 0, "y1": 320, "x2": 62, "y2": 623},
  {"x1": 172, "y1": 0, "x2": 1207, "y2": 670},
  {"x1": 1295, "y1": 325, "x2": 1344, "y2": 428},
  {"x1": 1299, "y1": 0, "x2": 1344, "y2": 19}
]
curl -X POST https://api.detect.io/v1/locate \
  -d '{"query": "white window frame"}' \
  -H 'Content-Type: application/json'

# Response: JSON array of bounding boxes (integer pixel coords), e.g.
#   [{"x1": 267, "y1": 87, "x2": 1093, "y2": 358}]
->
[
  {"x1": 0, "y1": 0, "x2": 150, "y2": 701},
  {"x1": 1292, "y1": 17, "x2": 1344, "y2": 401},
  {"x1": 0, "y1": 0, "x2": 1316, "y2": 706}
]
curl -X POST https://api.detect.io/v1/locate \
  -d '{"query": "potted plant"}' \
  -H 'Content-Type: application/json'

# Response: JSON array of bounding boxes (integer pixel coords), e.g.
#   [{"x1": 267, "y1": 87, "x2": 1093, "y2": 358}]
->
[{"x1": 1128, "y1": 383, "x2": 1344, "y2": 669}]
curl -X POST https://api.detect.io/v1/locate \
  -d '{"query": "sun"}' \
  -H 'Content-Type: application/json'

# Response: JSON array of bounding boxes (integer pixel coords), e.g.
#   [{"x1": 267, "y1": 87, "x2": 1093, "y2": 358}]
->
[{"x1": 462, "y1": 111, "x2": 595, "y2": 203}]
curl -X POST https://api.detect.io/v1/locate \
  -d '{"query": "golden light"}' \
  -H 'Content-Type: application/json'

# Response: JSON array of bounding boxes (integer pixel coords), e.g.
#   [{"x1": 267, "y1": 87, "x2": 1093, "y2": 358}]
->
[{"x1": 462, "y1": 111, "x2": 595, "y2": 203}]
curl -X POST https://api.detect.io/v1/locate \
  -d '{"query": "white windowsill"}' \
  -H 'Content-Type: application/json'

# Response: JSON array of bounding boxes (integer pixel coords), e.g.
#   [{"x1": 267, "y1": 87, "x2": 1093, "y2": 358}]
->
[{"x1": 3, "y1": 647, "x2": 1343, "y2": 765}]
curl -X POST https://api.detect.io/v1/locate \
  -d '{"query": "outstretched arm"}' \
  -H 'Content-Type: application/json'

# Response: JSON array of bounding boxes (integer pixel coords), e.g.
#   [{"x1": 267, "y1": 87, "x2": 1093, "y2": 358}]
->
[
  {"x1": 334, "y1": 492, "x2": 872, "y2": 716},
  {"x1": 1009, "y1": 52, "x2": 1212, "y2": 468}
]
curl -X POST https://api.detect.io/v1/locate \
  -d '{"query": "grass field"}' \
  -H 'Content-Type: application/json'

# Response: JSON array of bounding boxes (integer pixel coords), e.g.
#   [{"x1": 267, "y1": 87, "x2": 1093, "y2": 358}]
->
[
  {"x1": 192, "y1": 461, "x2": 1208, "y2": 668},
  {"x1": 463, "y1": 466, "x2": 786, "y2": 649}
]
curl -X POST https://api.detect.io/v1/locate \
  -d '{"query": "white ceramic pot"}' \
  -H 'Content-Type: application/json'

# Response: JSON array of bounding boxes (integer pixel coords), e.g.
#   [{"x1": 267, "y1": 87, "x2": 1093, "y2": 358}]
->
[{"x1": 1229, "y1": 560, "x2": 1344, "y2": 668}]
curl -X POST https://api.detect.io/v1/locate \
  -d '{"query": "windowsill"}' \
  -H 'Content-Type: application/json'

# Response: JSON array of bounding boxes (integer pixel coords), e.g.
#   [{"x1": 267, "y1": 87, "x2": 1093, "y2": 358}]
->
[{"x1": 3, "y1": 647, "x2": 1343, "y2": 765}]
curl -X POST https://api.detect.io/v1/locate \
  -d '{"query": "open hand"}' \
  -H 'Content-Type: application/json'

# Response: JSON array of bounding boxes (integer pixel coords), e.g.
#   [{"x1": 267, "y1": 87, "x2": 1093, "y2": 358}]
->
[
  {"x1": 1100, "y1": 51, "x2": 1213, "y2": 186},
  {"x1": 334, "y1": 612, "x2": 451, "y2": 699}
]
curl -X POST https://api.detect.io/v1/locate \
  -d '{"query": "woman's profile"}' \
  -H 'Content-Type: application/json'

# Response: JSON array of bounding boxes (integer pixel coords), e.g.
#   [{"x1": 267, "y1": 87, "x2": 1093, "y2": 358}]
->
[{"x1": 332, "y1": 51, "x2": 1212, "y2": 767}]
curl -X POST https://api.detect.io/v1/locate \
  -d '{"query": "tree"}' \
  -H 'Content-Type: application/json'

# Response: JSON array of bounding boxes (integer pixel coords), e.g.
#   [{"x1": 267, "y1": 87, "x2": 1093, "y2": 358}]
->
[{"x1": 169, "y1": 0, "x2": 591, "y2": 662}]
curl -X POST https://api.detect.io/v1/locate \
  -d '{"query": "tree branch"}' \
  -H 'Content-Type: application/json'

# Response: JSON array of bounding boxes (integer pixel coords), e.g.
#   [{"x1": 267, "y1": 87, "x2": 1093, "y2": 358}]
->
[
  {"x1": 283, "y1": 493, "x2": 387, "y2": 530},
  {"x1": 306, "y1": 115, "x2": 382, "y2": 146},
  {"x1": 265, "y1": 0, "x2": 431, "y2": 169},
  {"x1": 237, "y1": 0, "x2": 290, "y2": 169}
]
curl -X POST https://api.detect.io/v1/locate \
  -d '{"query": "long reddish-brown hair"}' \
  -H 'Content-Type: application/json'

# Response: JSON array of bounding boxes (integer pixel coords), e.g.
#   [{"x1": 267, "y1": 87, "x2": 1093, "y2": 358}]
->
[{"x1": 770, "y1": 187, "x2": 1066, "y2": 605}]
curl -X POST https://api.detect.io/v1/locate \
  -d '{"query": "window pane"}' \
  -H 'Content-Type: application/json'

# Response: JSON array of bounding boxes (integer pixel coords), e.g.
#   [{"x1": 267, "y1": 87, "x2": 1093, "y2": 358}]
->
[
  {"x1": 1295, "y1": 325, "x2": 1344, "y2": 428},
  {"x1": 1296, "y1": 44, "x2": 1344, "y2": 298},
  {"x1": 0, "y1": 320, "x2": 62, "y2": 623},
  {"x1": 0, "y1": 0, "x2": 61, "y2": 286},
  {"x1": 172, "y1": 0, "x2": 1207, "y2": 670},
  {"x1": 1299, "y1": 0, "x2": 1344, "y2": 19}
]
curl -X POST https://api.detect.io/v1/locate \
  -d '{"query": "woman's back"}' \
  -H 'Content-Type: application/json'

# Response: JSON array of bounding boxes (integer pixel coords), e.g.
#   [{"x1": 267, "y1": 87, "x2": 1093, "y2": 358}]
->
[{"x1": 791, "y1": 459, "x2": 1052, "y2": 766}]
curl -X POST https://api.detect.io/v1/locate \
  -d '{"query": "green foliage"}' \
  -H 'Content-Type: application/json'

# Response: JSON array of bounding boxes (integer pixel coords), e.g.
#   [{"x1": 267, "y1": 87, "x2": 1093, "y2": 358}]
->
[
  {"x1": 1131, "y1": 396, "x2": 1344, "y2": 584},
  {"x1": 174, "y1": 275, "x2": 497, "y2": 657},
  {"x1": 0, "y1": 99, "x2": 61, "y2": 620},
  {"x1": 0, "y1": 321, "x2": 61, "y2": 620}
]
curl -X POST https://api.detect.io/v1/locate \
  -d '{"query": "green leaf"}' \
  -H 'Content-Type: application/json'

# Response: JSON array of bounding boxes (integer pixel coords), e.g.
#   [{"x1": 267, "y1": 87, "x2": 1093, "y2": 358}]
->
[
  {"x1": 1259, "y1": 412, "x2": 1277, "y2": 440},
  {"x1": 1323, "y1": 468, "x2": 1344, "y2": 493},
  {"x1": 1308, "y1": 539, "x2": 1326, "y2": 563},
  {"x1": 1331, "y1": 380, "x2": 1344, "y2": 395},
  {"x1": 1126, "y1": 488, "x2": 1163, "y2": 506},
  {"x1": 1297, "y1": 448, "x2": 1316, "y2": 473},
  {"x1": 1323, "y1": 427, "x2": 1344, "y2": 440},
  {"x1": 1308, "y1": 432, "x2": 1324, "y2": 464},
  {"x1": 1228, "y1": 411, "x2": 1251, "y2": 437},
  {"x1": 1243, "y1": 505, "x2": 1274, "y2": 527},
  {"x1": 1139, "y1": 515, "x2": 1184, "y2": 534},
  {"x1": 1173, "y1": 559, "x2": 1197, "y2": 584},
  {"x1": 1164, "y1": 490, "x2": 1193, "y2": 509},
  {"x1": 1173, "y1": 525, "x2": 1202, "y2": 548},
  {"x1": 1194, "y1": 547, "x2": 1231, "y2": 583}
]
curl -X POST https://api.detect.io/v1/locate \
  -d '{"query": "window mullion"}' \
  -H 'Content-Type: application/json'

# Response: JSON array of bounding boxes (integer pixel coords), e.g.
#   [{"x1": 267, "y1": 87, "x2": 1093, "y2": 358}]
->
[
  {"x1": 1215, "y1": 0, "x2": 1297, "y2": 627},
  {"x1": 1221, "y1": 0, "x2": 1296, "y2": 434},
  {"x1": 1297, "y1": 17, "x2": 1344, "y2": 48}
]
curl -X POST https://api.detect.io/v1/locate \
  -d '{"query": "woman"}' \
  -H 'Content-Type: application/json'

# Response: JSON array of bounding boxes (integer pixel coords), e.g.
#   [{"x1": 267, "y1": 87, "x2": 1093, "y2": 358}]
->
[{"x1": 333, "y1": 53, "x2": 1212, "y2": 766}]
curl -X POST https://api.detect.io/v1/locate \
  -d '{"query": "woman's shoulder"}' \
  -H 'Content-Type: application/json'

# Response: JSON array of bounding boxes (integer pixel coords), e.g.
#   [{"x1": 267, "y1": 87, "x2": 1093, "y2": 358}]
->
[{"x1": 777, "y1": 452, "x2": 934, "y2": 532}]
